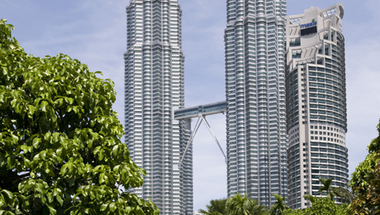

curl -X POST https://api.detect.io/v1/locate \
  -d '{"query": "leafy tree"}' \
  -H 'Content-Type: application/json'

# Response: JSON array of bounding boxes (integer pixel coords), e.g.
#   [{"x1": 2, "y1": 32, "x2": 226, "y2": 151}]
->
[
  {"x1": 303, "y1": 194, "x2": 317, "y2": 204},
  {"x1": 316, "y1": 178, "x2": 354, "y2": 203},
  {"x1": 350, "y1": 119, "x2": 380, "y2": 214},
  {"x1": 226, "y1": 193, "x2": 268, "y2": 215},
  {"x1": 199, "y1": 198, "x2": 227, "y2": 215},
  {"x1": 283, "y1": 197, "x2": 349, "y2": 215},
  {"x1": 331, "y1": 187, "x2": 355, "y2": 204},
  {"x1": 270, "y1": 194, "x2": 289, "y2": 215},
  {"x1": 0, "y1": 19, "x2": 159, "y2": 215},
  {"x1": 318, "y1": 178, "x2": 335, "y2": 201}
]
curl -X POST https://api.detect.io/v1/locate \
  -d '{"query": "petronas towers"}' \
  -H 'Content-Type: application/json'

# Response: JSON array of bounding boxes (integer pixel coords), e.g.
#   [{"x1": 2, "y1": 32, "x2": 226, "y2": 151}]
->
[{"x1": 124, "y1": 0, "x2": 348, "y2": 214}]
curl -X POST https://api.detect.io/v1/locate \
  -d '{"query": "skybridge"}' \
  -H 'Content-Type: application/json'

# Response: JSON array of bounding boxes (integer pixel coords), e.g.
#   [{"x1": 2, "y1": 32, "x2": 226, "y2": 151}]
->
[
  {"x1": 174, "y1": 101, "x2": 227, "y2": 165},
  {"x1": 174, "y1": 101, "x2": 227, "y2": 120}
]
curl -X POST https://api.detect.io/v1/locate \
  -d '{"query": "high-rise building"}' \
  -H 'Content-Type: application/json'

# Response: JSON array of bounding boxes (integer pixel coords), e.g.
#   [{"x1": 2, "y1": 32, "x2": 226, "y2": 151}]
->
[
  {"x1": 224, "y1": 0, "x2": 288, "y2": 206},
  {"x1": 285, "y1": 4, "x2": 348, "y2": 209},
  {"x1": 124, "y1": 0, "x2": 192, "y2": 214}
]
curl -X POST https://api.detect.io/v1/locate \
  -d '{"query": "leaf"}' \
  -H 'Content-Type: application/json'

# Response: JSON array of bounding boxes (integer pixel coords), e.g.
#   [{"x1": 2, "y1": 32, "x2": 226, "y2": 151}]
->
[
  {"x1": 100, "y1": 203, "x2": 109, "y2": 211},
  {"x1": 46, "y1": 192, "x2": 53, "y2": 203},
  {"x1": 53, "y1": 132, "x2": 60, "y2": 142},
  {"x1": 109, "y1": 202, "x2": 116, "y2": 212},
  {"x1": 32, "y1": 137, "x2": 40, "y2": 149},
  {"x1": 47, "y1": 205, "x2": 57, "y2": 215},
  {"x1": 27, "y1": 105, "x2": 36, "y2": 118},
  {"x1": 1, "y1": 190, "x2": 13, "y2": 203},
  {"x1": 90, "y1": 191, "x2": 95, "y2": 200},
  {"x1": 112, "y1": 145, "x2": 119, "y2": 158},
  {"x1": 60, "y1": 162, "x2": 70, "y2": 175},
  {"x1": 56, "y1": 195, "x2": 63, "y2": 207},
  {"x1": 56, "y1": 147, "x2": 63, "y2": 157},
  {"x1": 6, "y1": 155, "x2": 16, "y2": 169},
  {"x1": 99, "y1": 173, "x2": 105, "y2": 184},
  {"x1": 35, "y1": 183, "x2": 44, "y2": 194},
  {"x1": 40, "y1": 100, "x2": 48, "y2": 112},
  {"x1": 98, "y1": 150, "x2": 104, "y2": 161}
]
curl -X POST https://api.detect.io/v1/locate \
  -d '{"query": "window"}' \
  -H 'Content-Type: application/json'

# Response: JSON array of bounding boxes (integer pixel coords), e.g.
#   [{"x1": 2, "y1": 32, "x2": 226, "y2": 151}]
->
[
  {"x1": 301, "y1": 26, "x2": 317, "y2": 36},
  {"x1": 292, "y1": 50, "x2": 302, "y2": 58}
]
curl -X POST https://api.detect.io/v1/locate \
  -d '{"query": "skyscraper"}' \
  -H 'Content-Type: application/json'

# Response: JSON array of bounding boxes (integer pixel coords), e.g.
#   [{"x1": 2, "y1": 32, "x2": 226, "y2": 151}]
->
[
  {"x1": 224, "y1": 0, "x2": 288, "y2": 206},
  {"x1": 285, "y1": 4, "x2": 348, "y2": 209},
  {"x1": 124, "y1": 0, "x2": 192, "y2": 214}
]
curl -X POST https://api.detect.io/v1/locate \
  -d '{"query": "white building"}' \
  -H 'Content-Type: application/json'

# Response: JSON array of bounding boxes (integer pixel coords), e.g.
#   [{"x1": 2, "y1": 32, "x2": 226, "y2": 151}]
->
[
  {"x1": 285, "y1": 3, "x2": 349, "y2": 209},
  {"x1": 124, "y1": 0, "x2": 192, "y2": 214},
  {"x1": 224, "y1": 0, "x2": 288, "y2": 206}
]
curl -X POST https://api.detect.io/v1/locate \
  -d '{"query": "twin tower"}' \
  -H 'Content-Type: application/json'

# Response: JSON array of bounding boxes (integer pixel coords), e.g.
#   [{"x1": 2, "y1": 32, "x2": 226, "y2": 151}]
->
[{"x1": 124, "y1": 0, "x2": 348, "y2": 214}]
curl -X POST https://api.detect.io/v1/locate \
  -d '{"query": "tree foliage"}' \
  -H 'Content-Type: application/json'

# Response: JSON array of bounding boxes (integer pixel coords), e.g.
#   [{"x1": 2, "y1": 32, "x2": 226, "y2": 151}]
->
[
  {"x1": 317, "y1": 178, "x2": 354, "y2": 203},
  {"x1": 270, "y1": 194, "x2": 288, "y2": 215},
  {"x1": 225, "y1": 194, "x2": 268, "y2": 215},
  {"x1": 318, "y1": 178, "x2": 335, "y2": 201},
  {"x1": 283, "y1": 197, "x2": 349, "y2": 215},
  {"x1": 0, "y1": 19, "x2": 159, "y2": 215},
  {"x1": 199, "y1": 198, "x2": 227, "y2": 215},
  {"x1": 199, "y1": 194, "x2": 268, "y2": 215},
  {"x1": 350, "y1": 119, "x2": 380, "y2": 214}
]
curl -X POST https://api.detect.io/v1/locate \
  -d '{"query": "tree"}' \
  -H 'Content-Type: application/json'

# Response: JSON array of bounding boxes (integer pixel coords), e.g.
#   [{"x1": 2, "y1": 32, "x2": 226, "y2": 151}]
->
[
  {"x1": 317, "y1": 178, "x2": 354, "y2": 203},
  {"x1": 270, "y1": 194, "x2": 289, "y2": 215},
  {"x1": 283, "y1": 197, "x2": 349, "y2": 215},
  {"x1": 0, "y1": 19, "x2": 159, "y2": 214},
  {"x1": 199, "y1": 198, "x2": 227, "y2": 215},
  {"x1": 226, "y1": 193, "x2": 268, "y2": 215},
  {"x1": 318, "y1": 178, "x2": 335, "y2": 201},
  {"x1": 303, "y1": 194, "x2": 317, "y2": 204},
  {"x1": 350, "y1": 119, "x2": 380, "y2": 214}
]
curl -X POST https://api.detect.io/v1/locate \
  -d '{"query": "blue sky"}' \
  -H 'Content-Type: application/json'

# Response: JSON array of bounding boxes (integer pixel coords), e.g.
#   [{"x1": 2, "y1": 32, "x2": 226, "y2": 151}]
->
[{"x1": 2, "y1": 0, "x2": 380, "y2": 211}]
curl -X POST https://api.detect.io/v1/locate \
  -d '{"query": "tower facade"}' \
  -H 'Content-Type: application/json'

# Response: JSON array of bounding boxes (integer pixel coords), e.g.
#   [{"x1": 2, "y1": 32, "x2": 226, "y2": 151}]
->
[
  {"x1": 124, "y1": 0, "x2": 192, "y2": 214},
  {"x1": 285, "y1": 4, "x2": 349, "y2": 209},
  {"x1": 224, "y1": 0, "x2": 288, "y2": 206}
]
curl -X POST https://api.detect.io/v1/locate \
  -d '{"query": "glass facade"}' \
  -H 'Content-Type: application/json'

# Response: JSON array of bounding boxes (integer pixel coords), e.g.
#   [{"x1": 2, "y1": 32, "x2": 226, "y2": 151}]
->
[
  {"x1": 285, "y1": 4, "x2": 348, "y2": 209},
  {"x1": 225, "y1": 0, "x2": 288, "y2": 206},
  {"x1": 124, "y1": 0, "x2": 192, "y2": 214}
]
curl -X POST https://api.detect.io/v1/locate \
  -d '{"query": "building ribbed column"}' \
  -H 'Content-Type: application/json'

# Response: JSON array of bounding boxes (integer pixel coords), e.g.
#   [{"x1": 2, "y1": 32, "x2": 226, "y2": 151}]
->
[
  {"x1": 225, "y1": 0, "x2": 288, "y2": 206},
  {"x1": 124, "y1": 0, "x2": 191, "y2": 214}
]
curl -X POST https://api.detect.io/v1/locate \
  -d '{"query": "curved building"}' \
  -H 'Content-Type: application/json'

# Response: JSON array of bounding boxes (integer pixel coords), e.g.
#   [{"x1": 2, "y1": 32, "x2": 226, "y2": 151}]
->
[
  {"x1": 224, "y1": 0, "x2": 288, "y2": 206},
  {"x1": 285, "y1": 4, "x2": 349, "y2": 209}
]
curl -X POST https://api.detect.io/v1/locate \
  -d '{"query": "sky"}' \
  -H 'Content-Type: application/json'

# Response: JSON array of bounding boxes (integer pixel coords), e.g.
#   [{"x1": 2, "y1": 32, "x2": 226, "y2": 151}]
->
[{"x1": 1, "y1": 0, "x2": 380, "y2": 212}]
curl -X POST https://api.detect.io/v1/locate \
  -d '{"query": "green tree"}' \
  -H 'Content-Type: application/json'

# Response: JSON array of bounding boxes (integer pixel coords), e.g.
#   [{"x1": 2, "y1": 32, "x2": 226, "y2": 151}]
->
[
  {"x1": 317, "y1": 178, "x2": 354, "y2": 203},
  {"x1": 270, "y1": 194, "x2": 289, "y2": 215},
  {"x1": 199, "y1": 198, "x2": 227, "y2": 215},
  {"x1": 303, "y1": 194, "x2": 317, "y2": 204},
  {"x1": 283, "y1": 197, "x2": 349, "y2": 215},
  {"x1": 318, "y1": 178, "x2": 335, "y2": 200},
  {"x1": 0, "y1": 19, "x2": 159, "y2": 215},
  {"x1": 226, "y1": 193, "x2": 268, "y2": 215},
  {"x1": 350, "y1": 119, "x2": 380, "y2": 214}
]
